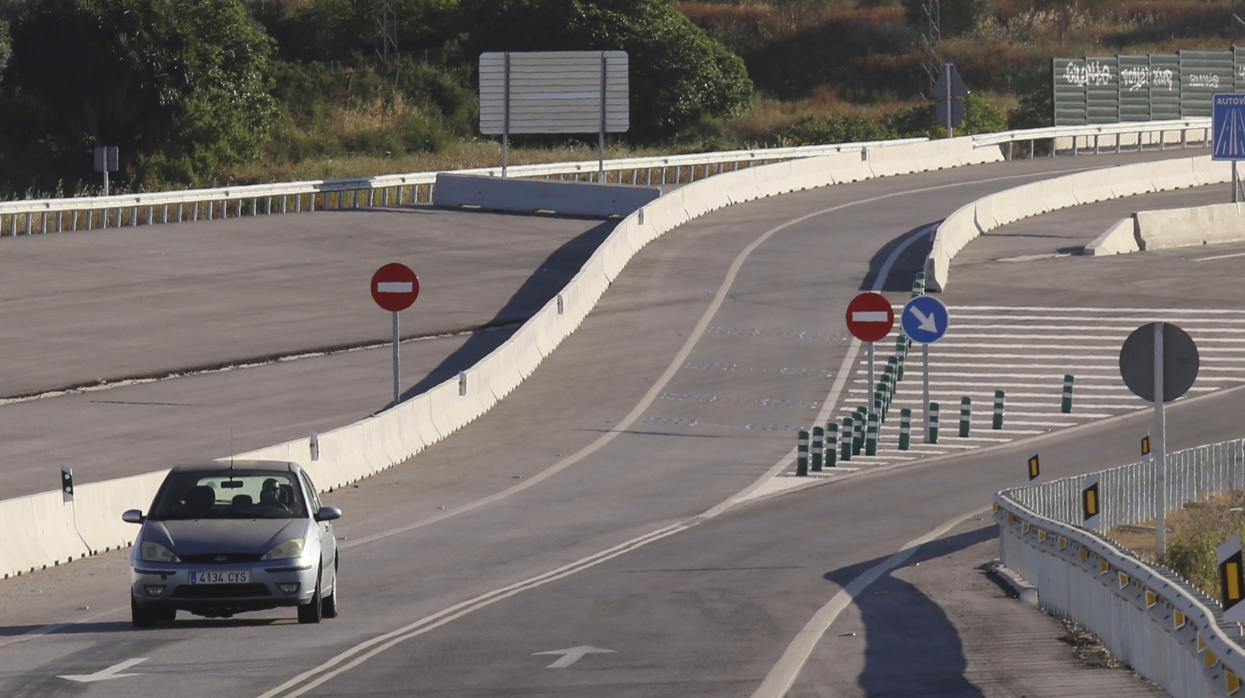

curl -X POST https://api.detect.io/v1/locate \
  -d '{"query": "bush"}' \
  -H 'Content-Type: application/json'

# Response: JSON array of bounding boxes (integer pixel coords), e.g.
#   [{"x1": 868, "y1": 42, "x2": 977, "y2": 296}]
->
[
  {"x1": 903, "y1": 0, "x2": 990, "y2": 37},
  {"x1": 887, "y1": 92, "x2": 1006, "y2": 138},
  {"x1": 774, "y1": 114, "x2": 896, "y2": 146},
  {"x1": 1166, "y1": 529, "x2": 1221, "y2": 599}
]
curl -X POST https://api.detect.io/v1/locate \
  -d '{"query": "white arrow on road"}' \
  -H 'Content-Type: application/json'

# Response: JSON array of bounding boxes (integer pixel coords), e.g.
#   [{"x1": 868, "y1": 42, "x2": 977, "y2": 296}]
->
[
  {"x1": 908, "y1": 305, "x2": 939, "y2": 333},
  {"x1": 532, "y1": 646, "x2": 615, "y2": 669},
  {"x1": 59, "y1": 657, "x2": 148, "y2": 683}
]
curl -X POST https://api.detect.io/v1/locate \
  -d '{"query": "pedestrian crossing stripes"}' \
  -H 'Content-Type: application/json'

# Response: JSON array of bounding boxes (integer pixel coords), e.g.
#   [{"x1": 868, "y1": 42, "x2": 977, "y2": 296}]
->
[{"x1": 786, "y1": 304, "x2": 1245, "y2": 475}]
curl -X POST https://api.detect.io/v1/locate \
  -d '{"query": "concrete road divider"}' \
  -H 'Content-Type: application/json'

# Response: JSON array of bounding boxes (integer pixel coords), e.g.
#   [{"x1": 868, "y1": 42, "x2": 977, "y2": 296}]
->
[
  {"x1": 432, "y1": 173, "x2": 660, "y2": 219},
  {"x1": 1135, "y1": 202, "x2": 1245, "y2": 250},
  {"x1": 1085, "y1": 217, "x2": 1140, "y2": 256},
  {"x1": 925, "y1": 154, "x2": 1234, "y2": 291}
]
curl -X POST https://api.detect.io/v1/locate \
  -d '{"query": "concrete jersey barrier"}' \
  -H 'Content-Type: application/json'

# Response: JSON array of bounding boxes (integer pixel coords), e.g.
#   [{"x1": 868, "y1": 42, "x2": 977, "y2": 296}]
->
[
  {"x1": 924, "y1": 155, "x2": 1233, "y2": 291},
  {"x1": 0, "y1": 137, "x2": 1003, "y2": 580}
]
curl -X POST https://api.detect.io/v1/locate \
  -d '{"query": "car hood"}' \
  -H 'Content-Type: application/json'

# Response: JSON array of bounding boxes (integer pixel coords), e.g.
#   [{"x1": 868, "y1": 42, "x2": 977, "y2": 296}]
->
[{"x1": 147, "y1": 518, "x2": 307, "y2": 556}]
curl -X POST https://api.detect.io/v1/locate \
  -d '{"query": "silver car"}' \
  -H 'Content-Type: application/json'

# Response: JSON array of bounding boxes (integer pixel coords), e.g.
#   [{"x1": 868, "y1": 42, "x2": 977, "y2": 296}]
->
[{"x1": 123, "y1": 460, "x2": 341, "y2": 627}]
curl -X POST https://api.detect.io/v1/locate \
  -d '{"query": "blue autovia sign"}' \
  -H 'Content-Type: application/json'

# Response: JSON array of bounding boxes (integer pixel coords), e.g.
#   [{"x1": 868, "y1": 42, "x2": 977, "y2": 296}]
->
[
  {"x1": 901, "y1": 295, "x2": 949, "y2": 344},
  {"x1": 1212, "y1": 93, "x2": 1245, "y2": 160}
]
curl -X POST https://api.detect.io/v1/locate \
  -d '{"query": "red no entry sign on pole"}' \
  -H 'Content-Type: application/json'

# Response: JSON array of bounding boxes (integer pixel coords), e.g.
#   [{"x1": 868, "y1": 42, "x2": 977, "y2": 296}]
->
[
  {"x1": 372, "y1": 262, "x2": 421, "y2": 404},
  {"x1": 371, "y1": 263, "x2": 421, "y2": 312},
  {"x1": 845, "y1": 292, "x2": 894, "y2": 342}
]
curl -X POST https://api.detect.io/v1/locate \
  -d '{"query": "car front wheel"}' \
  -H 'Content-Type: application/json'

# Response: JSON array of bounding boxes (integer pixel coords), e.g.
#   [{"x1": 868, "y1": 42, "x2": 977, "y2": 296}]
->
[
  {"x1": 131, "y1": 597, "x2": 159, "y2": 628},
  {"x1": 321, "y1": 564, "x2": 339, "y2": 619},
  {"x1": 298, "y1": 567, "x2": 323, "y2": 624}
]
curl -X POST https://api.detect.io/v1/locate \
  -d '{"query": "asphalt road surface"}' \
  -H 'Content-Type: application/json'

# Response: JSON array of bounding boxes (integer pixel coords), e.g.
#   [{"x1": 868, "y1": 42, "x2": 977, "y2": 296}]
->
[{"x1": 0, "y1": 146, "x2": 1232, "y2": 696}]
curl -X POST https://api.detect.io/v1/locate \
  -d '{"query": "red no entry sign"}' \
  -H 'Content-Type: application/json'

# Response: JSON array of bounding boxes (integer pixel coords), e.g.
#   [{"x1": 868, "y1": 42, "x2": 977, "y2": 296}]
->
[
  {"x1": 371, "y1": 263, "x2": 420, "y2": 312},
  {"x1": 845, "y1": 292, "x2": 894, "y2": 342}
]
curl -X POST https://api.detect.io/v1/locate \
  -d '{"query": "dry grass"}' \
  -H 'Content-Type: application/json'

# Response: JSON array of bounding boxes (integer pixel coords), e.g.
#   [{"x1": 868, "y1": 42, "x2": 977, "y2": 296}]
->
[{"x1": 1110, "y1": 489, "x2": 1245, "y2": 602}]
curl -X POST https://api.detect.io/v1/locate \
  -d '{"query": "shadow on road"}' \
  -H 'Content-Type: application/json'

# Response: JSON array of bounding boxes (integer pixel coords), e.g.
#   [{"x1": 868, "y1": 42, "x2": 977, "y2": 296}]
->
[
  {"x1": 821, "y1": 524, "x2": 996, "y2": 696},
  {"x1": 859, "y1": 222, "x2": 939, "y2": 294},
  {"x1": 382, "y1": 217, "x2": 617, "y2": 410}
]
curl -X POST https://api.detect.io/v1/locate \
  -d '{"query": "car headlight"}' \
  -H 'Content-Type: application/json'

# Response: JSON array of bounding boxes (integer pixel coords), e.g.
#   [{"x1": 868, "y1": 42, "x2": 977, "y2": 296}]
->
[
  {"x1": 140, "y1": 541, "x2": 180, "y2": 563},
  {"x1": 262, "y1": 539, "x2": 306, "y2": 560}
]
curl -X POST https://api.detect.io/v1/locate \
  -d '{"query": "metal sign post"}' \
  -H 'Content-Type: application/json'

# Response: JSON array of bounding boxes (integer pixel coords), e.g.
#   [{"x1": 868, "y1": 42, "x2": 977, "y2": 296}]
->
[
  {"x1": 392, "y1": 311, "x2": 401, "y2": 403},
  {"x1": 923, "y1": 344, "x2": 931, "y2": 439},
  {"x1": 502, "y1": 52, "x2": 511, "y2": 178},
  {"x1": 93, "y1": 146, "x2": 119, "y2": 196},
  {"x1": 867, "y1": 342, "x2": 875, "y2": 419},
  {"x1": 599, "y1": 51, "x2": 607, "y2": 181},
  {"x1": 1153, "y1": 322, "x2": 1167, "y2": 555}
]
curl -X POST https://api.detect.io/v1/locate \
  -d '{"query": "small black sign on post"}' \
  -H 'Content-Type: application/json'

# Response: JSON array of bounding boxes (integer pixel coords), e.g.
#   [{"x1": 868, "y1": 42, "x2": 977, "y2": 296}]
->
[
  {"x1": 1119, "y1": 321, "x2": 1200, "y2": 558},
  {"x1": 932, "y1": 63, "x2": 968, "y2": 137},
  {"x1": 93, "y1": 145, "x2": 119, "y2": 196}
]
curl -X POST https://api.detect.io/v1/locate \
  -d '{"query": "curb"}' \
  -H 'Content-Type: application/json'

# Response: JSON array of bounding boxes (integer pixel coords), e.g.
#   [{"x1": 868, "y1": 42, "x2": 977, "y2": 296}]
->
[{"x1": 987, "y1": 559, "x2": 1040, "y2": 607}]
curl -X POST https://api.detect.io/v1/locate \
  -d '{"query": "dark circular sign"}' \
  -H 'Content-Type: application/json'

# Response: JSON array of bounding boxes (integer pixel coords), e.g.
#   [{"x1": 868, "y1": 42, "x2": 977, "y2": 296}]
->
[
  {"x1": 370, "y1": 263, "x2": 420, "y2": 312},
  {"x1": 1119, "y1": 322, "x2": 1199, "y2": 402}
]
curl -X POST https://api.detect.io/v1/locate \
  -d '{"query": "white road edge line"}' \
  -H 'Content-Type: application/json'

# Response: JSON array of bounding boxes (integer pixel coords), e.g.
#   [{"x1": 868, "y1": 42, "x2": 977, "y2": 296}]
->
[{"x1": 749, "y1": 505, "x2": 991, "y2": 698}]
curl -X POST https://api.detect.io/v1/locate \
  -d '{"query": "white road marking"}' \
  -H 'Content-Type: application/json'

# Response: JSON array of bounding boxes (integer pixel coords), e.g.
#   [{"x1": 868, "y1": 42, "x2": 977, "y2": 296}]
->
[
  {"x1": 375, "y1": 281, "x2": 414, "y2": 293},
  {"x1": 851, "y1": 311, "x2": 890, "y2": 323},
  {"x1": 59, "y1": 657, "x2": 148, "y2": 684},
  {"x1": 1192, "y1": 250, "x2": 1245, "y2": 262},
  {"x1": 532, "y1": 645, "x2": 615, "y2": 669},
  {"x1": 750, "y1": 507, "x2": 990, "y2": 698}
]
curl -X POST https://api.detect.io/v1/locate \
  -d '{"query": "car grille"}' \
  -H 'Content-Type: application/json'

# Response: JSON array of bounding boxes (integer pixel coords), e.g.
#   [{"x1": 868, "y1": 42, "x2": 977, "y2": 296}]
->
[
  {"x1": 179, "y1": 553, "x2": 262, "y2": 563},
  {"x1": 171, "y1": 584, "x2": 270, "y2": 599}
]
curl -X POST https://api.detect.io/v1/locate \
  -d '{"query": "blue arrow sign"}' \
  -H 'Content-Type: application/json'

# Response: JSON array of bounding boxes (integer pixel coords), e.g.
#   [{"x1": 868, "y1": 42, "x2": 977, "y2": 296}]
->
[
  {"x1": 1212, "y1": 93, "x2": 1245, "y2": 161},
  {"x1": 902, "y1": 295, "x2": 949, "y2": 344}
]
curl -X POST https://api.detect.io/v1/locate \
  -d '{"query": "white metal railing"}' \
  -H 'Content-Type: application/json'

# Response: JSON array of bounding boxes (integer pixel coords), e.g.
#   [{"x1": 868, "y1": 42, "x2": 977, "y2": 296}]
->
[
  {"x1": 973, "y1": 117, "x2": 1213, "y2": 159},
  {"x1": 0, "y1": 138, "x2": 924, "y2": 236},
  {"x1": 1004, "y1": 437, "x2": 1245, "y2": 533},
  {"x1": 996, "y1": 435, "x2": 1245, "y2": 696}
]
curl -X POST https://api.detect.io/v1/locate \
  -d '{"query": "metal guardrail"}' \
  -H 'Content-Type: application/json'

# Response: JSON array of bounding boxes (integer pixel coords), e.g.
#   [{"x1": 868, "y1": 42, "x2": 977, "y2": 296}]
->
[
  {"x1": 0, "y1": 138, "x2": 924, "y2": 236},
  {"x1": 972, "y1": 117, "x2": 1213, "y2": 159},
  {"x1": 997, "y1": 436, "x2": 1245, "y2": 696}
]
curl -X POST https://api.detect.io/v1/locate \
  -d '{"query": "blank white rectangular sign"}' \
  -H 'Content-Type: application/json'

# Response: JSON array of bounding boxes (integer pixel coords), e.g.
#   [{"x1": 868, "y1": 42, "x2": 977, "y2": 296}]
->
[{"x1": 479, "y1": 51, "x2": 629, "y2": 135}]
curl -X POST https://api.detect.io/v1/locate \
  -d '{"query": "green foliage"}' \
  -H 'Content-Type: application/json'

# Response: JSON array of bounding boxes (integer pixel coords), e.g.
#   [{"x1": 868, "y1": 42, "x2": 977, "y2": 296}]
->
[
  {"x1": 0, "y1": 0, "x2": 277, "y2": 190},
  {"x1": 1009, "y1": 87, "x2": 1053, "y2": 130},
  {"x1": 255, "y1": 0, "x2": 461, "y2": 62},
  {"x1": 458, "y1": 0, "x2": 753, "y2": 140},
  {"x1": 0, "y1": 18, "x2": 9, "y2": 79},
  {"x1": 887, "y1": 92, "x2": 1006, "y2": 138},
  {"x1": 1166, "y1": 529, "x2": 1221, "y2": 599},
  {"x1": 902, "y1": 0, "x2": 989, "y2": 37},
  {"x1": 774, "y1": 114, "x2": 896, "y2": 146}
]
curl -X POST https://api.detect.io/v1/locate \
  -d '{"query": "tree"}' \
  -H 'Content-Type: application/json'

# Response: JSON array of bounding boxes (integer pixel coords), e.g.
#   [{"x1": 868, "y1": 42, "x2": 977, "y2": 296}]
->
[
  {"x1": 3, "y1": 0, "x2": 277, "y2": 188},
  {"x1": 903, "y1": 0, "x2": 991, "y2": 37},
  {"x1": 0, "y1": 18, "x2": 9, "y2": 80},
  {"x1": 458, "y1": 0, "x2": 752, "y2": 140}
]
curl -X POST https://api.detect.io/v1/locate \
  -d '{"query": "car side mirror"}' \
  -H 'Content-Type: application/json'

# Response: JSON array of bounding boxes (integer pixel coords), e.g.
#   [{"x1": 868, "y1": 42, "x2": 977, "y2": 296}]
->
[
  {"x1": 122, "y1": 509, "x2": 145, "y2": 524},
  {"x1": 314, "y1": 506, "x2": 342, "y2": 522}
]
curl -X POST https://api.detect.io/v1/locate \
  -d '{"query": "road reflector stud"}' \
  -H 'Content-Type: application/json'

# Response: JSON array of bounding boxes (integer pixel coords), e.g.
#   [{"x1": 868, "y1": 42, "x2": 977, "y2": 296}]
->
[
  {"x1": 1118, "y1": 572, "x2": 1129, "y2": 589},
  {"x1": 1059, "y1": 536, "x2": 1068, "y2": 550},
  {"x1": 1206, "y1": 650, "x2": 1217, "y2": 668},
  {"x1": 1175, "y1": 610, "x2": 1186, "y2": 629},
  {"x1": 1028, "y1": 453, "x2": 1040, "y2": 482},
  {"x1": 1079, "y1": 546, "x2": 1089, "y2": 562},
  {"x1": 1146, "y1": 590, "x2": 1157, "y2": 608},
  {"x1": 1007, "y1": 512, "x2": 1015, "y2": 525},
  {"x1": 1022, "y1": 521, "x2": 1031, "y2": 534},
  {"x1": 1082, "y1": 474, "x2": 1101, "y2": 530},
  {"x1": 1228, "y1": 671, "x2": 1241, "y2": 694},
  {"x1": 992, "y1": 502, "x2": 999, "y2": 513},
  {"x1": 1219, "y1": 535, "x2": 1245, "y2": 622},
  {"x1": 1198, "y1": 634, "x2": 1206, "y2": 651},
  {"x1": 1141, "y1": 433, "x2": 1151, "y2": 456},
  {"x1": 1037, "y1": 529, "x2": 1047, "y2": 542},
  {"x1": 1098, "y1": 559, "x2": 1109, "y2": 575}
]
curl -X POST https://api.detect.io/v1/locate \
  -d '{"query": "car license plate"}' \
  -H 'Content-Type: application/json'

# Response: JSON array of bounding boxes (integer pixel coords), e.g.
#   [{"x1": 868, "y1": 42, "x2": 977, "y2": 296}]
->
[{"x1": 190, "y1": 570, "x2": 249, "y2": 584}]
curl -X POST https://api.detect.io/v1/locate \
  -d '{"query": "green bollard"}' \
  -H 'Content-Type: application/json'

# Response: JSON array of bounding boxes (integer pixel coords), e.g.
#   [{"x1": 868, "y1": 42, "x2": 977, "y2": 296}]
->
[
  {"x1": 796, "y1": 429, "x2": 809, "y2": 477},
  {"x1": 841, "y1": 416, "x2": 853, "y2": 462},
  {"x1": 826, "y1": 422, "x2": 838, "y2": 467},
  {"x1": 1061, "y1": 374, "x2": 1074, "y2": 413},
  {"x1": 811, "y1": 426, "x2": 824, "y2": 472},
  {"x1": 866, "y1": 412, "x2": 880, "y2": 456},
  {"x1": 930, "y1": 402, "x2": 940, "y2": 444},
  {"x1": 853, "y1": 407, "x2": 866, "y2": 455},
  {"x1": 959, "y1": 396, "x2": 972, "y2": 437},
  {"x1": 899, "y1": 408, "x2": 912, "y2": 450},
  {"x1": 993, "y1": 389, "x2": 1005, "y2": 430}
]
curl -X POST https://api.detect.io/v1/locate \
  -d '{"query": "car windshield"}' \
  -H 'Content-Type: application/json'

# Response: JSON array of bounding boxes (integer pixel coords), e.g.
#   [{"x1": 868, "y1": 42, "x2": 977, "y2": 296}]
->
[{"x1": 148, "y1": 470, "x2": 307, "y2": 520}]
